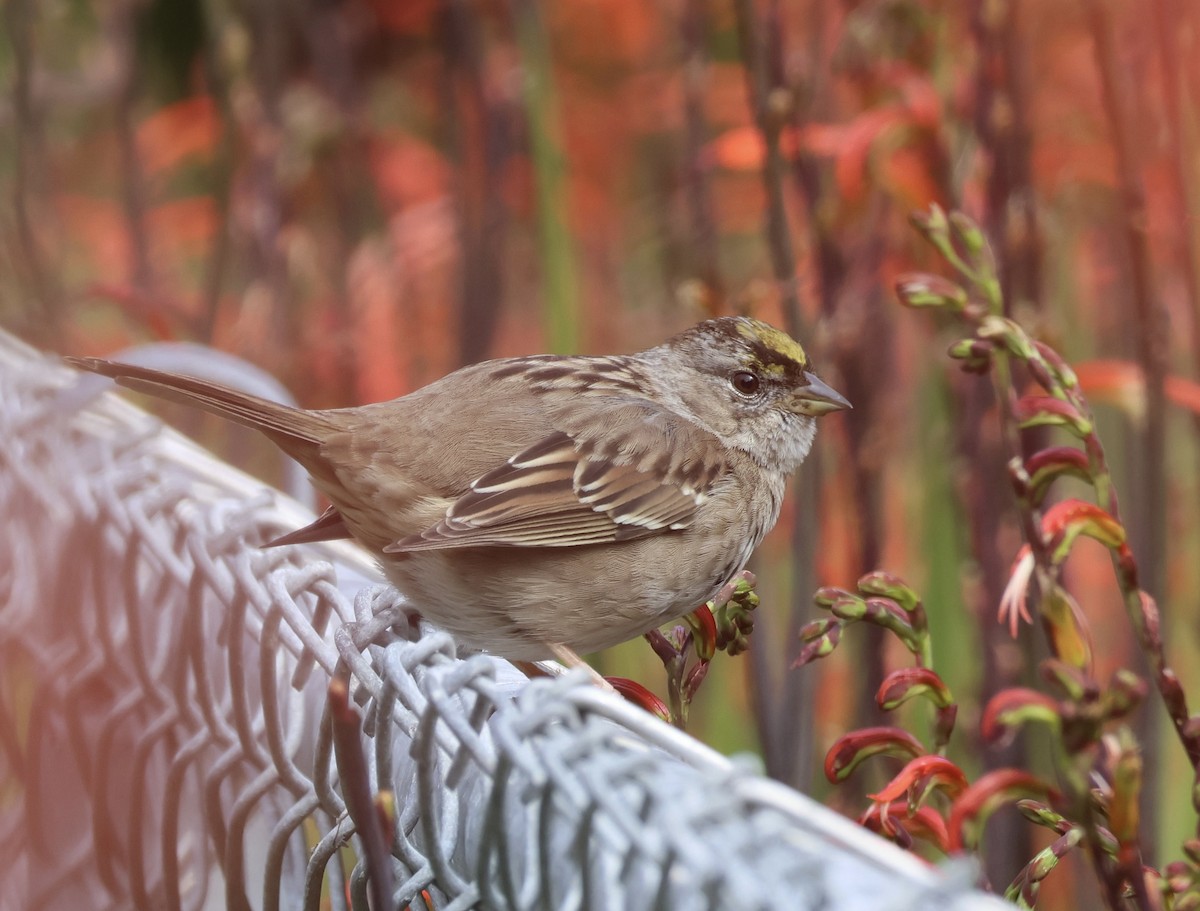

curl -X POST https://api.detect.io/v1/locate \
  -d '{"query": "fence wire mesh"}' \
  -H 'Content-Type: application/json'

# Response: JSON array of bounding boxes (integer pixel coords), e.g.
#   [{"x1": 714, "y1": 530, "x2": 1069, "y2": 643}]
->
[{"x1": 0, "y1": 330, "x2": 1009, "y2": 911}]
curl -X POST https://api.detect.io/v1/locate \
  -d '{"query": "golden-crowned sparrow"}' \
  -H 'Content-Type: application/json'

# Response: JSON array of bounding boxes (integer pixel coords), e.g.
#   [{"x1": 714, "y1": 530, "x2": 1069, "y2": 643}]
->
[{"x1": 66, "y1": 317, "x2": 848, "y2": 661}]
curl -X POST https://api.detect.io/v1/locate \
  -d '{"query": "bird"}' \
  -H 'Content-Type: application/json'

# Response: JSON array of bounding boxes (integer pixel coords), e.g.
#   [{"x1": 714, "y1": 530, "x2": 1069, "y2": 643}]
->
[{"x1": 66, "y1": 316, "x2": 849, "y2": 665}]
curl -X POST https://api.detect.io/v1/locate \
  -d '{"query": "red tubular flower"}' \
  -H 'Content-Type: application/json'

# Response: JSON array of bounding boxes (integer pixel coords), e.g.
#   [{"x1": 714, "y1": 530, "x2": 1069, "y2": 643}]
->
[
  {"x1": 685, "y1": 605, "x2": 718, "y2": 662},
  {"x1": 948, "y1": 770, "x2": 1059, "y2": 851},
  {"x1": 792, "y1": 621, "x2": 842, "y2": 668},
  {"x1": 1024, "y1": 446, "x2": 1091, "y2": 504},
  {"x1": 876, "y1": 667, "x2": 954, "y2": 711},
  {"x1": 606, "y1": 677, "x2": 670, "y2": 722},
  {"x1": 857, "y1": 570, "x2": 921, "y2": 613},
  {"x1": 824, "y1": 726, "x2": 925, "y2": 783},
  {"x1": 894, "y1": 272, "x2": 968, "y2": 311},
  {"x1": 861, "y1": 804, "x2": 950, "y2": 853},
  {"x1": 1012, "y1": 395, "x2": 1092, "y2": 437},
  {"x1": 980, "y1": 688, "x2": 1061, "y2": 744},
  {"x1": 868, "y1": 755, "x2": 969, "y2": 804},
  {"x1": 1041, "y1": 498, "x2": 1126, "y2": 556}
]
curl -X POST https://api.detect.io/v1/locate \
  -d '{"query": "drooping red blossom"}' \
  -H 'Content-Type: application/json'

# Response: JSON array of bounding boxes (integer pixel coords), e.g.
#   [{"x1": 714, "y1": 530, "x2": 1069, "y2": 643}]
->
[
  {"x1": 876, "y1": 667, "x2": 954, "y2": 711},
  {"x1": 948, "y1": 770, "x2": 1060, "y2": 851},
  {"x1": 824, "y1": 726, "x2": 925, "y2": 783}
]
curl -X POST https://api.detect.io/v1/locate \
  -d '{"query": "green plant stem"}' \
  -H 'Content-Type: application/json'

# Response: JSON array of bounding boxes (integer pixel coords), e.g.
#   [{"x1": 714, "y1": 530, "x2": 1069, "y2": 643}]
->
[
  {"x1": 1084, "y1": 0, "x2": 1168, "y2": 858},
  {"x1": 666, "y1": 655, "x2": 688, "y2": 730},
  {"x1": 514, "y1": 0, "x2": 579, "y2": 354}
]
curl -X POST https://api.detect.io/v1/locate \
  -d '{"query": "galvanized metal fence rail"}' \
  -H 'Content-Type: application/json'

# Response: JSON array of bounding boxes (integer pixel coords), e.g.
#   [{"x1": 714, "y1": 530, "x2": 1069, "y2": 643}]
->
[{"x1": 0, "y1": 330, "x2": 1008, "y2": 911}]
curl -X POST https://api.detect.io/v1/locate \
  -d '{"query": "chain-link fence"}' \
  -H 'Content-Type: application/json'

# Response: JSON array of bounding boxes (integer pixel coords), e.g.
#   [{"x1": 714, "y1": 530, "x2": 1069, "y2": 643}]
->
[{"x1": 0, "y1": 329, "x2": 1009, "y2": 910}]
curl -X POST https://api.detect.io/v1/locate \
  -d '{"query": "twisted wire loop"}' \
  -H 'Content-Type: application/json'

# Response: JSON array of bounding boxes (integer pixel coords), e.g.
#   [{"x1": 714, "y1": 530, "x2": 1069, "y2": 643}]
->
[{"x1": 0, "y1": 331, "x2": 1008, "y2": 911}]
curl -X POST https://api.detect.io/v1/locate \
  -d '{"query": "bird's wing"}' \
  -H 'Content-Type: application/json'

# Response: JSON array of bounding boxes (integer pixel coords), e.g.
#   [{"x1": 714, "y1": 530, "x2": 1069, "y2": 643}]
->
[{"x1": 384, "y1": 405, "x2": 727, "y2": 552}]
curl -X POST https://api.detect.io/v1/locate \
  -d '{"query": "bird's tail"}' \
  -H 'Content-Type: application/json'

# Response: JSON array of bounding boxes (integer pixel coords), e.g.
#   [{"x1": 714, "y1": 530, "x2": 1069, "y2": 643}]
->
[{"x1": 65, "y1": 356, "x2": 337, "y2": 461}]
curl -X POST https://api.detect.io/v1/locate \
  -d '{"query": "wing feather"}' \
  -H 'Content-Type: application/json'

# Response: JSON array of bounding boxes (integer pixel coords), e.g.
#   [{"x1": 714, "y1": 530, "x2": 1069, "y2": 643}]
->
[{"x1": 385, "y1": 410, "x2": 726, "y2": 552}]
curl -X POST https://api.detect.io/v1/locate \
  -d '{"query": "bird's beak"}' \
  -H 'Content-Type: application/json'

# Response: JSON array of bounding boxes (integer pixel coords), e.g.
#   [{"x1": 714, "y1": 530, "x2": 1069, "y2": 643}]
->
[{"x1": 790, "y1": 371, "x2": 852, "y2": 416}]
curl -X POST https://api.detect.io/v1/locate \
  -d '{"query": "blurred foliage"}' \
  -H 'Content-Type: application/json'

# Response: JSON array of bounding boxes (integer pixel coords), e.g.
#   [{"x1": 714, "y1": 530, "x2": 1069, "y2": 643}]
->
[{"x1": 5, "y1": 0, "x2": 1200, "y2": 905}]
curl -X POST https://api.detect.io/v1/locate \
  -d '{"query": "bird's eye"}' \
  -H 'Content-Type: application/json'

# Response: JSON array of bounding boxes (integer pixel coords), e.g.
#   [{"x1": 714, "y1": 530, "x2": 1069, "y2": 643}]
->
[{"x1": 730, "y1": 370, "x2": 760, "y2": 396}]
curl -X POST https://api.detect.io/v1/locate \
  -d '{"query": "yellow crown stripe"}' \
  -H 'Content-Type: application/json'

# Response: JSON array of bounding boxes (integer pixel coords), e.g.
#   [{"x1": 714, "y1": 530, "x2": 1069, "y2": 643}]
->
[{"x1": 735, "y1": 319, "x2": 808, "y2": 368}]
